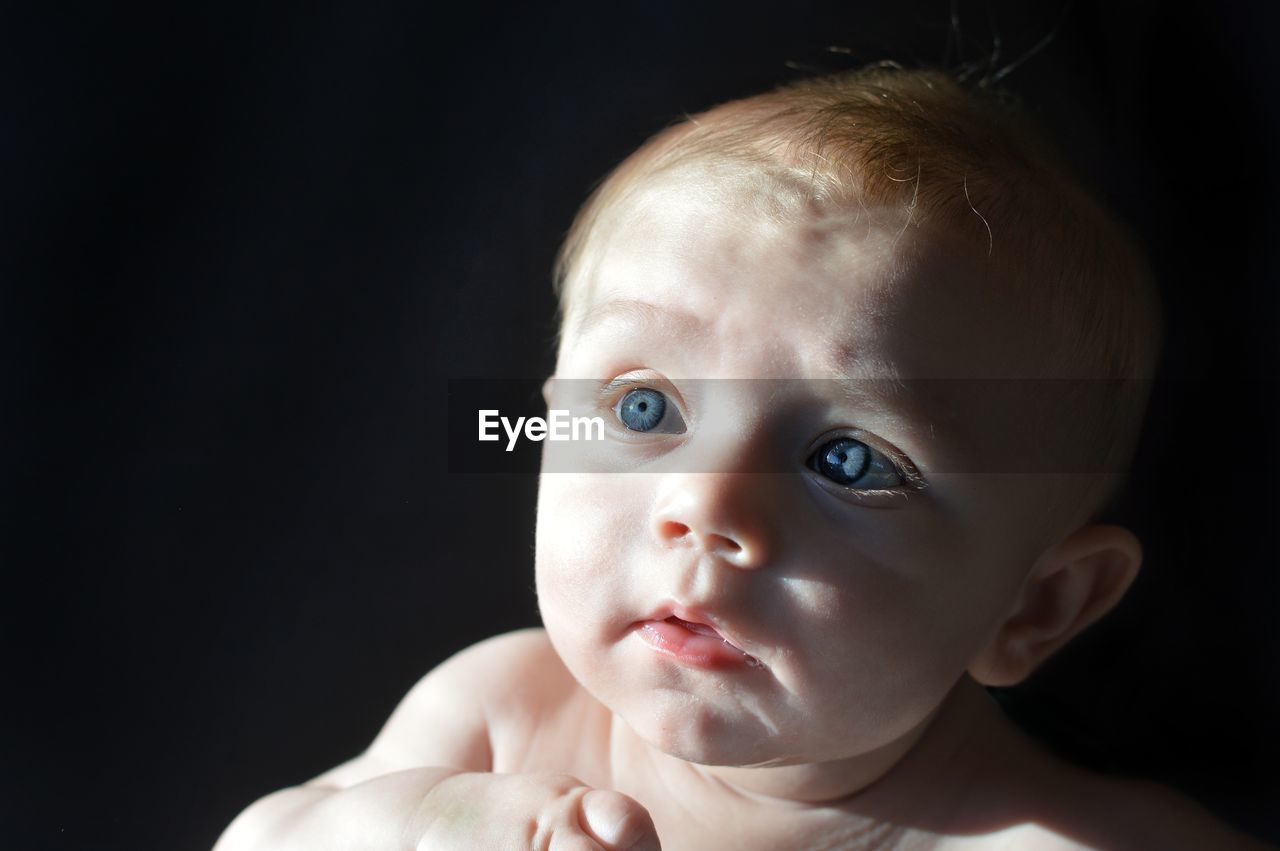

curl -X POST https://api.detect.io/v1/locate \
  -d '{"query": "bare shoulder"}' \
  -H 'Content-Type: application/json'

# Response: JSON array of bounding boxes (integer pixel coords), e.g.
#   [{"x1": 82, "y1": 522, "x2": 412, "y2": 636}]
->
[
  {"x1": 1090, "y1": 775, "x2": 1275, "y2": 850},
  {"x1": 1015, "y1": 771, "x2": 1277, "y2": 851},
  {"x1": 937, "y1": 730, "x2": 1276, "y2": 851},
  {"x1": 311, "y1": 628, "x2": 577, "y2": 788}
]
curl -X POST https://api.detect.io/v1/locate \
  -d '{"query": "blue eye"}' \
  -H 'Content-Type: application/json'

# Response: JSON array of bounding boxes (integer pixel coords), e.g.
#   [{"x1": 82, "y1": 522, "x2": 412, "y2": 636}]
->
[
  {"x1": 808, "y1": 437, "x2": 904, "y2": 489},
  {"x1": 617, "y1": 387, "x2": 672, "y2": 432}
]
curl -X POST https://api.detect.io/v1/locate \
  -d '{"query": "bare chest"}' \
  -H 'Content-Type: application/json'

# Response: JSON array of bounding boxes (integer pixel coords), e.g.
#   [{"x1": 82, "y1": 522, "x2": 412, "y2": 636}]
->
[
  {"x1": 479, "y1": 677, "x2": 1220, "y2": 851},
  {"x1": 484, "y1": 691, "x2": 1068, "y2": 851}
]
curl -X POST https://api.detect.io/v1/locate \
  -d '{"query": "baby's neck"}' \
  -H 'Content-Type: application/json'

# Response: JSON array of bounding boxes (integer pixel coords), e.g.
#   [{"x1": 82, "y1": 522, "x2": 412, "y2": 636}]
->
[{"x1": 611, "y1": 678, "x2": 1060, "y2": 845}]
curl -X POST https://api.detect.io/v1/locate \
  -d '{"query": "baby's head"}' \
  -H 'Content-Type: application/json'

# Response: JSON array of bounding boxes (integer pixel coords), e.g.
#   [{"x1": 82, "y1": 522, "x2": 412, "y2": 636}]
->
[{"x1": 534, "y1": 67, "x2": 1160, "y2": 770}]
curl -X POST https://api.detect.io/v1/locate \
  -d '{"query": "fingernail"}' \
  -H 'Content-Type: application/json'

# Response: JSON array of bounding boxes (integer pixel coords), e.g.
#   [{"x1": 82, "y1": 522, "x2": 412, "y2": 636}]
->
[{"x1": 580, "y1": 790, "x2": 626, "y2": 845}]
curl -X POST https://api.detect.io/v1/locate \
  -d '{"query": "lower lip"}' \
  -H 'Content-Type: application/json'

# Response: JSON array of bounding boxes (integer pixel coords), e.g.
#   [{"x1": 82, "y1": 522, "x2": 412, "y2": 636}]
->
[{"x1": 634, "y1": 618, "x2": 762, "y2": 670}]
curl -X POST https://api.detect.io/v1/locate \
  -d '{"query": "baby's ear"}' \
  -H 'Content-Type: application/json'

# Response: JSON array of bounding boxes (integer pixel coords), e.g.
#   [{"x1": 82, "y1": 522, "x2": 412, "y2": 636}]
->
[
  {"x1": 541, "y1": 376, "x2": 556, "y2": 407},
  {"x1": 968, "y1": 525, "x2": 1142, "y2": 688}
]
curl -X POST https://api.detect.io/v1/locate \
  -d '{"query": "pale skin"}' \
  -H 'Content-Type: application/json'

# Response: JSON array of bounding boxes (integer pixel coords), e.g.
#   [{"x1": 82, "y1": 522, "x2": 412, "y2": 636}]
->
[{"x1": 216, "y1": 167, "x2": 1273, "y2": 851}]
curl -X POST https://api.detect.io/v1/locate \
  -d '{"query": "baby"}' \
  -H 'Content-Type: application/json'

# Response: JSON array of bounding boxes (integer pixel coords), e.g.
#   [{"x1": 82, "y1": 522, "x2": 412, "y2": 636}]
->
[{"x1": 217, "y1": 68, "x2": 1272, "y2": 850}]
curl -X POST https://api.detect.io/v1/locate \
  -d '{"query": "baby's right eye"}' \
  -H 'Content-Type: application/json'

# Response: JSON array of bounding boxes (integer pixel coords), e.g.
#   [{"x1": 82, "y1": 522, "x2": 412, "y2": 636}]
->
[{"x1": 614, "y1": 387, "x2": 686, "y2": 433}]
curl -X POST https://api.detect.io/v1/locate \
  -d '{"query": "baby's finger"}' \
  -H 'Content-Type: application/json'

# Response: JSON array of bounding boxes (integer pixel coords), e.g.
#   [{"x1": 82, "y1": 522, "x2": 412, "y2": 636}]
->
[
  {"x1": 548, "y1": 826, "x2": 605, "y2": 851},
  {"x1": 578, "y1": 789, "x2": 661, "y2": 851}
]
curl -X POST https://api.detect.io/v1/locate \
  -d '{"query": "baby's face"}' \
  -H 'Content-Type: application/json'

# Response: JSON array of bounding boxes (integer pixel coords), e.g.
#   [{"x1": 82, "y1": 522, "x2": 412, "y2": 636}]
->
[{"x1": 535, "y1": 167, "x2": 1077, "y2": 768}]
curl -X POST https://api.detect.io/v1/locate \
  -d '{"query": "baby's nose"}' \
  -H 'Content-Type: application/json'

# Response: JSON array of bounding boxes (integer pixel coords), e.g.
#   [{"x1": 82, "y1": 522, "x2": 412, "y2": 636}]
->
[
  {"x1": 650, "y1": 473, "x2": 773, "y2": 569},
  {"x1": 656, "y1": 519, "x2": 742, "y2": 555}
]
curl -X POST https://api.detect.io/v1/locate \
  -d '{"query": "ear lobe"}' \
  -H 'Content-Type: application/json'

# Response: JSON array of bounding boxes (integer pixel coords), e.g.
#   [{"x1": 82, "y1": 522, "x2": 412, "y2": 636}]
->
[
  {"x1": 969, "y1": 524, "x2": 1143, "y2": 687},
  {"x1": 542, "y1": 376, "x2": 556, "y2": 407}
]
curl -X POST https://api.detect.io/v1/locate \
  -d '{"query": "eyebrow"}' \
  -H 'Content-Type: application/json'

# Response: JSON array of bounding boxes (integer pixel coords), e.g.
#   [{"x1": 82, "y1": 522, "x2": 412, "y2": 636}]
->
[{"x1": 572, "y1": 298, "x2": 713, "y2": 343}]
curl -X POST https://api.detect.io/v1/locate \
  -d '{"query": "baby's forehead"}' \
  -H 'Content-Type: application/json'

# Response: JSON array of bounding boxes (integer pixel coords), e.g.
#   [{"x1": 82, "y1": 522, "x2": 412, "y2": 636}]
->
[
  {"x1": 573, "y1": 167, "x2": 918, "y2": 332},
  {"x1": 593, "y1": 184, "x2": 1011, "y2": 350},
  {"x1": 597, "y1": 164, "x2": 903, "y2": 259}
]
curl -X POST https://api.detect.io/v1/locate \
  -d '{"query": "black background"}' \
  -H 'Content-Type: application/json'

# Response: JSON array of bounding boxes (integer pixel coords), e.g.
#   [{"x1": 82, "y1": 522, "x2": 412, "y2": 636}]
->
[{"x1": 3, "y1": 1, "x2": 1278, "y2": 848}]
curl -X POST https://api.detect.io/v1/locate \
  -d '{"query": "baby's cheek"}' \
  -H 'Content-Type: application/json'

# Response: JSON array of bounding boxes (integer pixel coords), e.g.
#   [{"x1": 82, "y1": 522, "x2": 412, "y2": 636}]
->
[
  {"x1": 534, "y1": 474, "x2": 648, "y2": 707},
  {"x1": 536, "y1": 472, "x2": 644, "y2": 608},
  {"x1": 794, "y1": 570, "x2": 975, "y2": 708}
]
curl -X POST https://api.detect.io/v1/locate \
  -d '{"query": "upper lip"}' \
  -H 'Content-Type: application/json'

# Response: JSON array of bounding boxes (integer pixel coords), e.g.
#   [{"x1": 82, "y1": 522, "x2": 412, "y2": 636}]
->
[{"x1": 640, "y1": 601, "x2": 752, "y2": 654}]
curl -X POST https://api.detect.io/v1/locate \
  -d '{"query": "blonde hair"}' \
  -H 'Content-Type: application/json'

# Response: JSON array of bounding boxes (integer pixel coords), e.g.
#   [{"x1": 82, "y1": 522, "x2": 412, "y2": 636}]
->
[
  {"x1": 556, "y1": 66, "x2": 1158, "y2": 376},
  {"x1": 552, "y1": 66, "x2": 1161, "y2": 518}
]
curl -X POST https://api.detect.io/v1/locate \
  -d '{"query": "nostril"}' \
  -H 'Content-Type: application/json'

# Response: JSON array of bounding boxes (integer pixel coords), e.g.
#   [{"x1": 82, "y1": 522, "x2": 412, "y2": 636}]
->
[
  {"x1": 711, "y1": 534, "x2": 742, "y2": 552},
  {"x1": 658, "y1": 520, "x2": 690, "y2": 540},
  {"x1": 656, "y1": 522, "x2": 749, "y2": 559}
]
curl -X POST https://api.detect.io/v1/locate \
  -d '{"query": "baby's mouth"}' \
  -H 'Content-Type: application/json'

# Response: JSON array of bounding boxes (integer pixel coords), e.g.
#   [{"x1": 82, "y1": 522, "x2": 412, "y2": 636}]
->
[{"x1": 636, "y1": 616, "x2": 763, "y2": 669}]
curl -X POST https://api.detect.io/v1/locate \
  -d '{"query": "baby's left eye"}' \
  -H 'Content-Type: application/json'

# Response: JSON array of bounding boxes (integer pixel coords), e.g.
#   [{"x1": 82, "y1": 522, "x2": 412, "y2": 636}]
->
[{"x1": 807, "y1": 437, "x2": 904, "y2": 490}]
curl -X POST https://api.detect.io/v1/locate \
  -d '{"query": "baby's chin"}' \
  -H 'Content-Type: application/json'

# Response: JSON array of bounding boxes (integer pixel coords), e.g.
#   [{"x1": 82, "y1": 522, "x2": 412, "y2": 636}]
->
[
  {"x1": 625, "y1": 714, "x2": 778, "y2": 767},
  {"x1": 609, "y1": 683, "x2": 940, "y2": 774},
  {"x1": 611, "y1": 689, "x2": 808, "y2": 768}
]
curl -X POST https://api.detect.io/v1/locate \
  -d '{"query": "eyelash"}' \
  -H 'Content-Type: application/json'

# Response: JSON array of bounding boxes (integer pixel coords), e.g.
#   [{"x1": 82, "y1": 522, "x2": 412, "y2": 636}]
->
[
  {"x1": 807, "y1": 433, "x2": 927, "y2": 497},
  {"x1": 596, "y1": 374, "x2": 687, "y2": 436},
  {"x1": 595, "y1": 375, "x2": 926, "y2": 495},
  {"x1": 598, "y1": 375, "x2": 671, "y2": 407}
]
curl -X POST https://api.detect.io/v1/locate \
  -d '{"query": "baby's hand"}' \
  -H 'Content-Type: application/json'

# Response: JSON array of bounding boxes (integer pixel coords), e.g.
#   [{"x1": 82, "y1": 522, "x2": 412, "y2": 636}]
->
[{"x1": 414, "y1": 771, "x2": 661, "y2": 851}]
